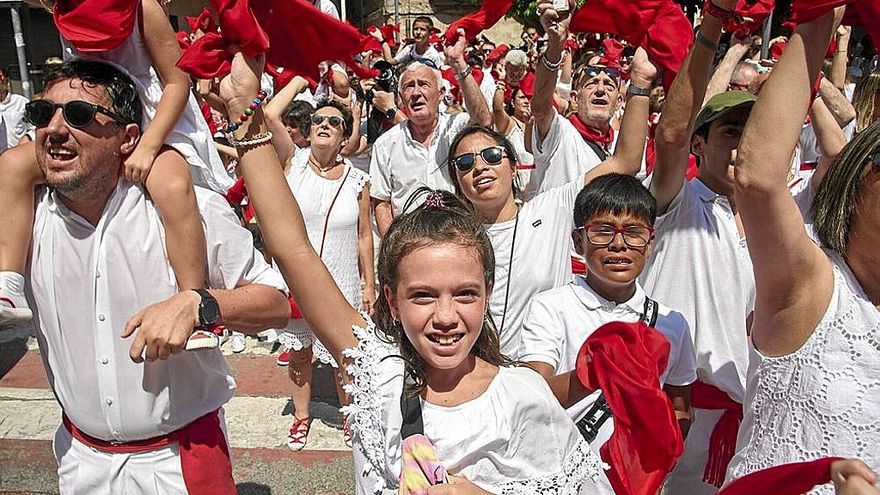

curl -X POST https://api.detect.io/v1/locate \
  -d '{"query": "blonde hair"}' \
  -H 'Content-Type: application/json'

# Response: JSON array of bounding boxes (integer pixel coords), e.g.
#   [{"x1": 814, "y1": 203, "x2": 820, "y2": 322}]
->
[{"x1": 852, "y1": 69, "x2": 880, "y2": 133}]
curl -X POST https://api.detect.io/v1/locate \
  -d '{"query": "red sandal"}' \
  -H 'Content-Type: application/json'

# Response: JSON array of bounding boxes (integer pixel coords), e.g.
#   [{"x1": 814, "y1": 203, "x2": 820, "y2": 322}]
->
[
  {"x1": 342, "y1": 416, "x2": 353, "y2": 448},
  {"x1": 286, "y1": 416, "x2": 311, "y2": 451}
]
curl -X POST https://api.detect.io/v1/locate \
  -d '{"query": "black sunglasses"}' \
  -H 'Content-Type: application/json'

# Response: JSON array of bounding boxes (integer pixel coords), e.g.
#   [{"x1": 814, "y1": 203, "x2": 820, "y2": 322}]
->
[
  {"x1": 578, "y1": 65, "x2": 622, "y2": 82},
  {"x1": 451, "y1": 146, "x2": 507, "y2": 172},
  {"x1": 310, "y1": 114, "x2": 344, "y2": 128},
  {"x1": 25, "y1": 99, "x2": 130, "y2": 129}
]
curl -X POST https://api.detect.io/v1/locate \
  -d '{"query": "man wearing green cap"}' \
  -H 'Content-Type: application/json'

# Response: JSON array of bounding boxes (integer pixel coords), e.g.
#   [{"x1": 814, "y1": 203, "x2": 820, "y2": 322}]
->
[{"x1": 636, "y1": 0, "x2": 757, "y2": 492}]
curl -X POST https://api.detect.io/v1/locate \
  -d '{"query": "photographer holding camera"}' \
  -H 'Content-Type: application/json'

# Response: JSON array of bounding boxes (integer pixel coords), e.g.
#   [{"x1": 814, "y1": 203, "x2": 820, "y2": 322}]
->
[{"x1": 354, "y1": 60, "x2": 406, "y2": 145}]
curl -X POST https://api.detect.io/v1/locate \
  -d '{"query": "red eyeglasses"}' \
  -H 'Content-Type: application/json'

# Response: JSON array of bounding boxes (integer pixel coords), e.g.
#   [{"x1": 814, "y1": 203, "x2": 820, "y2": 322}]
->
[{"x1": 579, "y1": 223, "x2": 655, "y2": 248}]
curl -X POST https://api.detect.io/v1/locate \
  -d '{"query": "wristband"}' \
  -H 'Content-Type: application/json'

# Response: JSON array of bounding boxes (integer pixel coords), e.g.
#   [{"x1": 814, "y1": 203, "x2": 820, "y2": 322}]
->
[
  {"x1": 230, "y1": 130, "x2": 273, "y2": 148},
  {"x1": 696, "y1": 31, "x2": 720, "y2": 52},
  {"x1": 627, "y1": 84, "x2": 651, "y2": 97},
  {"x1": 455, "y1": 66, "x2": 472, "y2": 81},
  {"x1": 541, "y1": 53, "x2": 562, "y2": 71}
]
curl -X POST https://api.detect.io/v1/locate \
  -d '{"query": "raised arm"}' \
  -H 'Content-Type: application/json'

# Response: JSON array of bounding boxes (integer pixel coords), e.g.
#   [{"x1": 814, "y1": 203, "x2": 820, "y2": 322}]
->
[
  {"x1": 829, "y1": 26, "x2": 851, "y2": 90},
  {"x1": 492, "y1": 81, "x2": 513, "y2": 134},
  {"x1": 733, "y1": 11, "x2": 839, "y2": 357},
  {"x1": 445, "y1": 29, "x2": 492, "y2": 127},
  {"x1": 650, "y1": 4, "x2": 728, "y2": 214},
  {"x1": 818, "y1": 77, "x2": 856, "y2": 127},
  {"x1": 703, "y1": 35, "x2": 752, "y2": 103},
  {"x1": 220, "y1": 52, "x2": 364, "y2": 362},
  {"x1": 583, "y1": 48, "x2": 657, "y2": 185},
  {"x1": 532, "y1": 1, "x2": 571, "y2": 142},
  {"x1": 264, "y1": 75, "x2": 310, "y2": 165},
  {"x1": 808, "y1": 96, "x2": 847, "y2": 189}
]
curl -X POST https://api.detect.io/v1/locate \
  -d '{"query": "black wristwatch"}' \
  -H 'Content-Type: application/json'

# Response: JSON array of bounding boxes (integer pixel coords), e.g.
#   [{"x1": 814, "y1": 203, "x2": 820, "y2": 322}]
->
[
  {"x1": 384, "y1": 107, "x2": 398, "y2": 120},
  {"x1": 192, "y1": 289, "x2": 221, "y2": 327},
  {"x1": 627, "y1": 84, "x2": 652, "y2": 97}
]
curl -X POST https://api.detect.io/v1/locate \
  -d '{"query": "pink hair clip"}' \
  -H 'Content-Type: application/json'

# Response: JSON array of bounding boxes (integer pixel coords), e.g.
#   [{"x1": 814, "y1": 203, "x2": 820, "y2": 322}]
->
[{"x1": 424, "y1": 191, "x2": 445, "y2": 210}]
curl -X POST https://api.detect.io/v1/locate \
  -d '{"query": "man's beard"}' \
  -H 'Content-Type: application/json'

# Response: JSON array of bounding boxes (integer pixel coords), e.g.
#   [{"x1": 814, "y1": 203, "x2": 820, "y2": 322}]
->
[{"x1": 40, "y1": 156, "x2": 117, "y2": 202}]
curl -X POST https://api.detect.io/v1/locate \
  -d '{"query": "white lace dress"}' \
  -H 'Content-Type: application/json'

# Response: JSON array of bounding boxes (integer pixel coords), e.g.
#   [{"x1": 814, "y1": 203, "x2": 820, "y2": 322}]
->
[
  {"x1": 726, "y1": 252, "x2": 880, "y2": 493},
  {"x1": 61, "y1": 16, "x2": 233, "y2": 194},
  {"x1": 342, "y1": 316, "x2": 606, "y2": 495},
  {"x1": 277, "y1": 151, "x2": 369, "y2": 366}
]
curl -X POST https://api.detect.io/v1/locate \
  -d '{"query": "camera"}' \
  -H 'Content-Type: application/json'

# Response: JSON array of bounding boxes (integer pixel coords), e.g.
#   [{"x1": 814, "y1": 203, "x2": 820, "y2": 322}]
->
[{"x1": 372, "y1": 60, "x2": 397, "y2": 94}]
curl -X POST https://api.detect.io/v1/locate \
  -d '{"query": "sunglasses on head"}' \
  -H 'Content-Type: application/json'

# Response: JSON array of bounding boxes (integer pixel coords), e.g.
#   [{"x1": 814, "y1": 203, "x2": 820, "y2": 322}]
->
[
  {"x1": 578, "y1": 65, "x2": 622, "y2": 82},
  {"x1": 310, "y1": 114, "x2": 344, "y2": 128},
  {"x1": 25, "y1": 99, "x2": 129, "y2": 129},
  {"x1": 451, "y1": 146, "x2": 507, "y2": 172}
]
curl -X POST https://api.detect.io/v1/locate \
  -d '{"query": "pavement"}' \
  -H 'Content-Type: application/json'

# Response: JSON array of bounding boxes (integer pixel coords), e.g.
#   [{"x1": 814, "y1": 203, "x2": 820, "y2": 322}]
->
[{"x1": 0, "y1": 326, "x2": 355, "y2": 494}]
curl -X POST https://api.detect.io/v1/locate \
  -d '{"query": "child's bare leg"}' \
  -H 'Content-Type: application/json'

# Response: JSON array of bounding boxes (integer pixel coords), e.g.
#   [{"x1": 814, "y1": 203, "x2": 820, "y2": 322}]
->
[
  {"x1": 287, "y1": 346, "x2": 313, "y2": 451},
  {"x1": 0, "y1": 142, "x2": 43, "y2": 326},
  {"x1": 144, "y1": 147, "x2": 211, "y2": 347}
]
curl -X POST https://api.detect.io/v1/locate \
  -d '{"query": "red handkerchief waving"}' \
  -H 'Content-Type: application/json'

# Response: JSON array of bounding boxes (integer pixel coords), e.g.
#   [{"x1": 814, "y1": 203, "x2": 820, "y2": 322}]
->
[
  {"x1": 444, "y1": 0, "x2": 514, "y2": 44},
  {"x1": 178, "y1": 0, "x2": 377, "y2": 82},
  {"x1": 575, "y1": 321, "x2": 684, "y2": 495},
  {"x1": 792, "y1": 0, "x2": 880, "y2": 48},
  {"x1": 717, "y1": 457, "x2": 843, "y2": 495},
  {"x1": 570, "y1": 0, "x2": 692, "y2": 89},
  {"x1": 53, "y1": 0, "x2": 139, "y2": 53}
]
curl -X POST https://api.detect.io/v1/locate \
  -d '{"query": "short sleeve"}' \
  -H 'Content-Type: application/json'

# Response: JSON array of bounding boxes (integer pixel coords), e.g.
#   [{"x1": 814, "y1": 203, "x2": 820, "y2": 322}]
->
[
  {"x1": 662, "y1": 311, "x2": 697, "y2": 387},
  {"x1": 394, "y1": 44, "x2": 411, "y2": 63},
  {"x1": 519, "y1": 295, "x2": 565, "y2": 371},
  {"x1": 532, "y1": 110, "x2": 567, "y2": 159},
  {"x1": 369, "y1": 135, "x2": 393, "y2": 202},
  {"x1": 199, "y1": 188, "x2": 288, "y2": 292}
]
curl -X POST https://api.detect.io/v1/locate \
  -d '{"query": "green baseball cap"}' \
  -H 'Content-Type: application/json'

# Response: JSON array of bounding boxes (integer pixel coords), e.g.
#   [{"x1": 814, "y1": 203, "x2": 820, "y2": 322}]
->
[{"x1": 693, "y1": 90, "x2": 757, "y2": 134}]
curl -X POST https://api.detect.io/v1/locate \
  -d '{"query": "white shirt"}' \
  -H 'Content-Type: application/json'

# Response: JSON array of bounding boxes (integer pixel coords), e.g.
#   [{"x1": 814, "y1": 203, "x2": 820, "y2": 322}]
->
[
  {"x1": 0, "y1": 91, "x2": 30, "y2": 151},
  {"x1": 343, "y1": 318, "x2": 606, "y2": 495},
  {"x1": 520, "y1": 277, "x2": 696, "y2": 490},
  {"x1": 28, "y1": 183, "x2": 287, "y2": 442},
  {"x1": 488, "y1": 179, "x2": 581, "y2": 357},
  {"x1": 639, "y1": 178, "x2": 754, "y2": 402},
  {"x1": 313, "y1": 0, "x2": 340, "y2": 18},
  {"x1": 394, "y1": 43, "x2": 444, "y2": 69},
  {"x1": 370, "y1": 112, "x2": 470, "y2": 215},
  {"x1": 530, "y1": 110, "x2": 604, "y2": 195}
]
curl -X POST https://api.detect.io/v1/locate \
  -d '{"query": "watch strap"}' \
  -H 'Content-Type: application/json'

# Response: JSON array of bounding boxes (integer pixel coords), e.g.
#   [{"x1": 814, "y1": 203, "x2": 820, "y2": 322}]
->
[{"x1": 627, "y1": 84, "x2": 652, "y2": 97}]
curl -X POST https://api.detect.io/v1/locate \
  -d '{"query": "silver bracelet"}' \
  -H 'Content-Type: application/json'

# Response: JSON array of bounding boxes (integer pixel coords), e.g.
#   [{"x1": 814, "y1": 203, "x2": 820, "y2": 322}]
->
[
  {"x1": 231, "y1": 130, "x2": 273, "y2": 148},
  {"x1": 541, "y1": 53, "x2": 562, "y2": 71},
  {"x1": 455, "y1": 66, "x2": 473, "y2": 81}
]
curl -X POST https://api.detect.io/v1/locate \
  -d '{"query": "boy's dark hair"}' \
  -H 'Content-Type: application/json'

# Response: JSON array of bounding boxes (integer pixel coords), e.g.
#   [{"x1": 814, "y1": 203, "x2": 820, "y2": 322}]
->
[
  {"x1": 315, "y1": 100, "x2": 354, "y2": 138},
  {"x1": 573, "y1": 173, "x2": 657, "y2": 227},
  {"x1": 281, "y1": 100, "x2": 314, "y2": 133},
  {"x1": 413, "y1": 16, "x2": 434, "y2": 29},
  {"x1": 44, "y1": 59, "x2": 142, "y2": 127}
]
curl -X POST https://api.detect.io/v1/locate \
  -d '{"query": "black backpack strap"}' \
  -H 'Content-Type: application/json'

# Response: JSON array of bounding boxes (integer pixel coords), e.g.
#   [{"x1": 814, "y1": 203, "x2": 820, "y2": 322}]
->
[
  {"x1": 575, "y1": 296, "x2": 660, "y2": 443},
  {"x1": 583, "y1": 139, "x2": 609, "y2": 162},
  {"x1": 399, "y1": 368, "x2": 424, "y2": 439}
]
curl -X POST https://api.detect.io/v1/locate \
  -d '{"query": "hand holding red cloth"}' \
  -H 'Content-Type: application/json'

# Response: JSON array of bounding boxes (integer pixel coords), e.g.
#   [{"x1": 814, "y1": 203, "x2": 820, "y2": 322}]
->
[
  {"x1": 723, "y1": 0, "x2": 775, "y2": 36},
  {"x1": 717, "y1": 457, "x2": 843, "y2": 495},
  {"x1": 444, "y1": 0, "x2": 514, "y2": 45},
  {"x1": 570, "y1": 0, "x2": 692, "y2": 89},
  {"x1": 574, "y1": 321, "x2": 684, "y2": 495},
  {"x1": 53, "y1": 0, "x2": 140, "y2": 53},
  {"x1": 185, "y1": 7, "x2": 218, "y2": 35},
  {"x1": 178, "y1": 0, "x2": 377, "y2": 82},
  {"x1": 486, "y1": 44, "x2": 511, "y2": 64},
  {"x1": 791, "y1": 0, "x2": 880, "y2": 48},
  {"x1": 598, "y1": 38, "x2": 625, "y2": 69}
]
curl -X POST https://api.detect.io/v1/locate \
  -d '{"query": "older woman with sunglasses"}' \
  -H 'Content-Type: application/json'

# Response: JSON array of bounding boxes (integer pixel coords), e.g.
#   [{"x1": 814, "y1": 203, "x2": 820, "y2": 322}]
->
[
  {"x1": 272, "y1": 100, "x2": 375, "y2": 451},
  {"x1": 445, "y1": 42, "x2": 654, "y2": 357}
]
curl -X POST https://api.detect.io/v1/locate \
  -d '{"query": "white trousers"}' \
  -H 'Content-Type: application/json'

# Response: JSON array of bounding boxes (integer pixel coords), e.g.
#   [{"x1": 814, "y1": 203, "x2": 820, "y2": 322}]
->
[{"x1": 663, "y1": 408, "x2": 726, "y2": 495}]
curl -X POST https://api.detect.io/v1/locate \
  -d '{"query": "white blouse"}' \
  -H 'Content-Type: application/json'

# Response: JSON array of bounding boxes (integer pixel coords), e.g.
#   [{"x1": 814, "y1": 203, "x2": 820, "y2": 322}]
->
[{"x1": 341, "y1": 316, "x2": 605, "y2": 494}]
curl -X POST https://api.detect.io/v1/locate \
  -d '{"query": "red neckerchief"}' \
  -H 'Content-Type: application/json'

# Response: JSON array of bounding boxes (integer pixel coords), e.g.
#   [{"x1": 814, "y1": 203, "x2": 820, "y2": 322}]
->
[{"x1": 568, "y1": 114, "x2": 614, "y2": 150}]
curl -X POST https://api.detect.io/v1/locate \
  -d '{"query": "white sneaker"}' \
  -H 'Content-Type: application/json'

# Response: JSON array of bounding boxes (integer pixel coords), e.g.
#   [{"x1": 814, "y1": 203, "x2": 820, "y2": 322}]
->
[
  {"x1": 0, "y1": 272, "x2": 32, "y2": 327},
  {"x1": 230, "y1": 333, "x2": 246, "y2": 353}
]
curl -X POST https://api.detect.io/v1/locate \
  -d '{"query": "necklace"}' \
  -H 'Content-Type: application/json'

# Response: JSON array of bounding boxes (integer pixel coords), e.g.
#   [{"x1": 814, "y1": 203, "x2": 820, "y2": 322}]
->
[
  {"x1": 498, "y1": 205, "x2": 520, "y2": 335},
  {"x1": 310, "y1": 155, "x2": 339, "y2": 177}
]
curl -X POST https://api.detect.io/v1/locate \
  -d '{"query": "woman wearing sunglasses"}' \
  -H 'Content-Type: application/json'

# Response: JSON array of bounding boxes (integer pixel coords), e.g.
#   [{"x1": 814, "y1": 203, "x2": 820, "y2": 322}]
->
[
  {"x1": 273, "y1": 100, "x2": 376, "y2": 451},
  {"x1": 445, "y1": 54, "x2": 652, "y2": 358}
]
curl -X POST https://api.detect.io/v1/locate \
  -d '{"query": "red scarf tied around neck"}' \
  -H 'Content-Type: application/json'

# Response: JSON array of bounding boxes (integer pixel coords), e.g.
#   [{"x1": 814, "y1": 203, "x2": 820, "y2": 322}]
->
[{"x1": 568, "y1": 114, "x2": 615, "y2": 150}]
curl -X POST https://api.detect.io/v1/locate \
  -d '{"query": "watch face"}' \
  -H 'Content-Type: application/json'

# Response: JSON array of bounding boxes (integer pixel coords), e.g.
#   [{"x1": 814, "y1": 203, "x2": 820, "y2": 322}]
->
[{"x1": 200, "y1": 294, "x2": 221, "y2": 326}]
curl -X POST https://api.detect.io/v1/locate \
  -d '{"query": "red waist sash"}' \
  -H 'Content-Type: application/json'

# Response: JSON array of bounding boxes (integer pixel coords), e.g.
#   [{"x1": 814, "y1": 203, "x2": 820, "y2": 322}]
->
[{"x1": 690, "y1": 380, "x2": 744, "y2": 487}]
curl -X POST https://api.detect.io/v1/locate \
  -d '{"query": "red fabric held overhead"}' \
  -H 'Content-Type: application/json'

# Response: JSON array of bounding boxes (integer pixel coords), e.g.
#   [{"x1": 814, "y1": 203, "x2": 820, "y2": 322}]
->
[
  {"x1": 570, "y1": 0, "x2": 693, "y2": 89},
  {"x1": 177, "y1": 0, "x2": 377, "y2": 82},
  {"x1": 444, "y1": 0, "x2": 514, "y2": 44},
  {"x1": 185, "y1": 7, "x2": 218, "y2": 34},
  {"x1": 791, "y1": 0, "x2": 880, "y2": 48},
  {"x1": 574, "y1": 321, "x2": 684, "y2": 495},
  {"x1": 53, "y1": 0, "x2": 140, "y2": 53}
]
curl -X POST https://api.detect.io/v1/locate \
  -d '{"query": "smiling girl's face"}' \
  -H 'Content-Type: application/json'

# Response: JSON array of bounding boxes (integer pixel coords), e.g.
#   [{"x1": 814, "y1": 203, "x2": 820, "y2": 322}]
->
[{"x1": 384, "y1": 242, "x2": 488, "y2": 376}]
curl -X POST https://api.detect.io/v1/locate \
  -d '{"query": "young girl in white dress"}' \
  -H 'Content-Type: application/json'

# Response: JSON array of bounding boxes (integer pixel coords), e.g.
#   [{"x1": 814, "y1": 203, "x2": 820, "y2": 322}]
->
[
  {"x1": 0, "y1": 0, "x2": 227, "y2": 350},
  {"x1": 218, "y1": 50, "x2": 607, "y2": 495}
]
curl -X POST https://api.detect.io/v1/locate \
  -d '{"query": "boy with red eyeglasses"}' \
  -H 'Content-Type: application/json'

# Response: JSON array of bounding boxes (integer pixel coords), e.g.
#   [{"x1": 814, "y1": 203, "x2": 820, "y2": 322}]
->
[{"x1": 520, "y1": 173, "x2": 696, "y2": 491}]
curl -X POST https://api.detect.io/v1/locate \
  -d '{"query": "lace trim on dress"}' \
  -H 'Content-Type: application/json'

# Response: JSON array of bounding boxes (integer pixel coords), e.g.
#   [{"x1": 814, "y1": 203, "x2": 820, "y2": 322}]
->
[
  {"x1": 496, "y1": 438, "x2": 603, "y2": 495},
  {"x1": 350, "y1": 167, "x2": 370, "y2": 194},
  {"x1": 340, "y1": 314, "x2": 397, "y2": 493}
]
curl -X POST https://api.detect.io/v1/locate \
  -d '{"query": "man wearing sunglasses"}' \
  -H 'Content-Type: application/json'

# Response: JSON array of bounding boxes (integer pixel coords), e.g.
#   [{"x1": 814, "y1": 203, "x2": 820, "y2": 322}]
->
[
  {"x1": 21, "y1": 59, "x2": 290, "y2": 492},
  {"x1": 370, "y1": 28, "x2": 492, "y2": 235},
  {"x1": 531, "y1": 2, "x2": 657, "y2": 197},
  {"x1": 0, "y1": 69, "x2": 32, "y2": 153}
]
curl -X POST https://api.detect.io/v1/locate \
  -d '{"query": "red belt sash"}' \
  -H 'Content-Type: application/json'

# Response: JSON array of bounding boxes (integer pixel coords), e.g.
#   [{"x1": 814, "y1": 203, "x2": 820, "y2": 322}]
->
[
  {"x1": 690, "y1": 380, "x2": 744, "y2": 487},
  {"x1": 62, "y1": 409, "x2": 236, "y2": 495}
]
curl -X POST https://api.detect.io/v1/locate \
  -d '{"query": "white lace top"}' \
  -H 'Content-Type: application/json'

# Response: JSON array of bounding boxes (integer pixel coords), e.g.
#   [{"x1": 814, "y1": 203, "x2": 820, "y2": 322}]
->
[
  {"x1": 342, "y1": 316, "x2": 605, "y2": 495},
  {"x1": 726, "y1": 253, "x2": 880, "y2": 493}
]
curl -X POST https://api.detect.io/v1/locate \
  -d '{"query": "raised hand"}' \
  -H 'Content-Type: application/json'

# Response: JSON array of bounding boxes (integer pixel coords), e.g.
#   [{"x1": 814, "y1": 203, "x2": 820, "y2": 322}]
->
[
  {"x1": 218, "y1": 48, "x2": 266, "y2": 119},
  {"x1": 629, "y1": 47, "x2": 659, "y2": 89},
  {"x1": 444, "y1": 28, "x2": 469, "y2": 69}
]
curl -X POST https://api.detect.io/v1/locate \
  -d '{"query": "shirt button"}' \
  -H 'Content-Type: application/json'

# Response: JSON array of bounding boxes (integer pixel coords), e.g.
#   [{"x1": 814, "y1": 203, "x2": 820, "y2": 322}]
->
[
  {"x1": 98, "y1": 314, "x2": 106, "y2": 321},
  {"x1": 105, "y1": 397, "x2": 114, "y2": 406},
  {"x1": 99, "y1": 356, "x2": 109, "y2": 365}
]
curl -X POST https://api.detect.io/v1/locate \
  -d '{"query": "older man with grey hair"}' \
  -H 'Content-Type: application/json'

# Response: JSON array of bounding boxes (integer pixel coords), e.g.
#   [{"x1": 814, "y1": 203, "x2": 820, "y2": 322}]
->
[{"x1": 369, "y1": 29, "x2": 492, "y2": 235}]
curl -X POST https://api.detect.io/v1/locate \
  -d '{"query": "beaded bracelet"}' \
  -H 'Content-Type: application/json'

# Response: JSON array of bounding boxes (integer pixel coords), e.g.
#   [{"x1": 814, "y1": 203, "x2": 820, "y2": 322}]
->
[
  {"x1": 222, "y1": 90, "x2": 268, "y2": 134},
  {"x1": 541, "y1": 53, "x2": 562, "y2": 71},
  {"x1": 230, "y1": 131, "x2": 273, "y2": 148}
]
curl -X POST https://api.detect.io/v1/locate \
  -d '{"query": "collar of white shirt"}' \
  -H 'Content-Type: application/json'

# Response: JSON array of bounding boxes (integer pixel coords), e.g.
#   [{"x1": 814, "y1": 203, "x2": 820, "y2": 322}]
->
[{"x1": 571, "y1": 275, "x2": 647, "y2": 316}]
